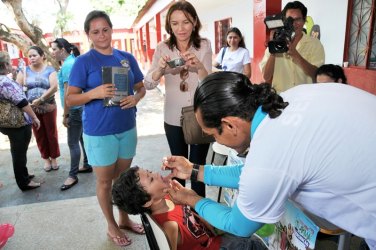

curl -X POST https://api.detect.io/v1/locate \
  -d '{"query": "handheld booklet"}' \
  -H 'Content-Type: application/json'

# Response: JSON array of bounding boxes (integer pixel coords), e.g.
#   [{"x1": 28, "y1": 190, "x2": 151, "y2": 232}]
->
[
  {"x1": 255, "y1": 201, "x2": 319, "y2": 250},
  {"x1": 102, "y1": 66, "x2": 129, "y2": 107}
]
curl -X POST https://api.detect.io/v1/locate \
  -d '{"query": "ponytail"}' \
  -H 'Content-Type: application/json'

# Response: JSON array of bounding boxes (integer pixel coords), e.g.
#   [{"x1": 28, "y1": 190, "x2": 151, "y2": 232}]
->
[
  {"x1": 53, "y1": 38, "x2": 80, "y2": 57},
  {"x1": 194, "y1": 72, "x2": 288, "y2": 133},
  {"x1": 248, "y1": 83, "x2": 288, "y2": 118},
  {"x1": 70, "y1": 45, "x2": 80, "y2": 57}
]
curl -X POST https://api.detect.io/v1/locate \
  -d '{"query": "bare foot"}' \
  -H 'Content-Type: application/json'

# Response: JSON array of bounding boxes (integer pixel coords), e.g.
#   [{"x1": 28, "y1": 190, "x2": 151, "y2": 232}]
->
[
  {"x1": 51, "y1": 158, "x2": 59, "y2": 170},
  {"x1": 43, "y1": 159, "x2": 52, "y2": 172},
  {"x1": 27, "y1": 180, "x2": 41, "y2": 187},
  {"x1": 119, "y1": 220, "x2": 145, "y2": 234},
  {"x1": 107, "y1": 225, "x2": 132, "y2": 246}
]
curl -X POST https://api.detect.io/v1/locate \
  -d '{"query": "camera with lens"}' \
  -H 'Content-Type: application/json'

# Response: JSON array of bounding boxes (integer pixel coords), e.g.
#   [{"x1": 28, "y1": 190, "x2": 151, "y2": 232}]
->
[{"x1": 264, "y1": 14, "x2": 295, "y2": 54}]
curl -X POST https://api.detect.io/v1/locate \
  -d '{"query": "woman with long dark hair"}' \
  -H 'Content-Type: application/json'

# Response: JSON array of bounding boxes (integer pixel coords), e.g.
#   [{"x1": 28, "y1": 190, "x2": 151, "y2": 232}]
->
[
  {"x1": 51, "y1": 38, "x2": 92, "y2": 191},
  {"x1": 144, "y1": 0, "x2": 212, "y2": 198},
  {"x1": 213, "y1": 27, "x2": 251, "y2": 78}
]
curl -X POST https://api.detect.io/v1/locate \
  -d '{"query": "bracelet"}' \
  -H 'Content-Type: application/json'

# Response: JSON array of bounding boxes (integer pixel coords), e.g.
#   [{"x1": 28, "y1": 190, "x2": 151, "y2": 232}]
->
[{"x1": 40, "y1": 96, "x2": 45, "y2": 102}]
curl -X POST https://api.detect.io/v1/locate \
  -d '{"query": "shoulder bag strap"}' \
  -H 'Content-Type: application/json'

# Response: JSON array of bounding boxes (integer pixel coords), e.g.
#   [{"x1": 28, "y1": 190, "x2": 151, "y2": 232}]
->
[{"x1": 221, "y1": 47, "x2": 227, "y2": 63}]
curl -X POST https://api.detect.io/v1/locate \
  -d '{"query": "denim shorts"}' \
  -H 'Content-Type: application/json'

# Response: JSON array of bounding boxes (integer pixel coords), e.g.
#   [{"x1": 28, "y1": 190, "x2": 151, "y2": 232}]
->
[{"x1": 83, "y1": 127, "x2": 137, "y2": 167}]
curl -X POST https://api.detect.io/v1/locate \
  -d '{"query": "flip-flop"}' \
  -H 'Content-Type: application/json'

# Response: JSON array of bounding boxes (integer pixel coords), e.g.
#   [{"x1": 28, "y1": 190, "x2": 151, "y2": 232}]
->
[
  {"x1": 107, "y1": 232, "x2": 132, "y2": 247},
  {"x1": 43, "y1": 165, "x2": 52, "y2": 172},
  {"x1": 119, "y1": 223, "x2": 145, "y2": 234},
  {"x1": 51, "y1": 165, "x2": 59, "y2": 171},
  {"x1": 0, "y1": 223, "x2": 15, "y2": 248}
]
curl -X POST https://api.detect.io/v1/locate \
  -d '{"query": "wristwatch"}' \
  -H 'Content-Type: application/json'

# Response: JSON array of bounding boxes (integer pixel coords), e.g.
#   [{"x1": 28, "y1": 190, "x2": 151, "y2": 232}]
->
[{"x1": 190, "y1": 164, "x2": 200, "y2": 182}]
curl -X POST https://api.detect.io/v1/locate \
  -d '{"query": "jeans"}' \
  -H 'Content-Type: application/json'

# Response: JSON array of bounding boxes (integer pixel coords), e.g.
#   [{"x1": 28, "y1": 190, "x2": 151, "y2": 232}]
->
[
  {"x1": 67, "y1": 108, "x2": 90, "y2": 179},
  {"x1": 220, "y1": 234, "x2": 268, "y2": 250},
  {"x1": 0, "y1": 125, "x2": 33, "y2": 190},
  {"x1": 164, "y1": 122, "x2": 209, "y2": 197}
]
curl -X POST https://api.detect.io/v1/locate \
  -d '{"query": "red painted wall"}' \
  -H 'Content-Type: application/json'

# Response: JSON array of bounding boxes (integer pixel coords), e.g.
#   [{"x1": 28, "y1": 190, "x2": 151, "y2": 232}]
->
[
  {"x1": 252, "y1": 0, "x2": 282, "y2": 84},
  {"x1": 344, "y1": 68, "x2": 376, "y2": 95}
]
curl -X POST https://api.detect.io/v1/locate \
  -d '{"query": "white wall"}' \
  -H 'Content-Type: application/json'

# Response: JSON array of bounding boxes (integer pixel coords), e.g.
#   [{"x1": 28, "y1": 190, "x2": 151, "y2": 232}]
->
[
  {"x1": 282, "y1": 0, "x2": 348, "y2": 65},
  {"x1": 133, "y1": 0, "x2": 172, "y2": 30},
  {"x1": 192, "y1": 0, "x2": 254, "y2": 57},
  {"x1": 134, "y1": 0, "x2": 347, "y2": 65}
]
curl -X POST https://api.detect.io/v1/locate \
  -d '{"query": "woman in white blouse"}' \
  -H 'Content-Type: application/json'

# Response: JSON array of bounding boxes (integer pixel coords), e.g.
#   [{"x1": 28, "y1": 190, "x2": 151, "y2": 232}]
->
[{"x1": 213, "y1": 27, "x2": 251, "y2": 78}]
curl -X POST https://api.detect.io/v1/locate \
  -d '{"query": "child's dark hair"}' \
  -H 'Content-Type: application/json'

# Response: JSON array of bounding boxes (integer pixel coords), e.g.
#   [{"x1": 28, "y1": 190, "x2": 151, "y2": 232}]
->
[
  {"x1": 112, "y1": 166, "x2": 152, "y2": 215},
  {"x1": 315, "y1": 64, "x2": 347, "y2": 84}
]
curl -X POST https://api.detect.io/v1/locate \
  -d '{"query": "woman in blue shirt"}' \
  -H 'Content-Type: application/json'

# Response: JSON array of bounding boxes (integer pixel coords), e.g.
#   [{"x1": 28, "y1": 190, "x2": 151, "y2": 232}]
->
[
  {"x1": 67, "y1": 10, "x2": 146, "y2": 247},
  {"x1": 51, "y1": 38, "x2": 92, "y2": 191}
]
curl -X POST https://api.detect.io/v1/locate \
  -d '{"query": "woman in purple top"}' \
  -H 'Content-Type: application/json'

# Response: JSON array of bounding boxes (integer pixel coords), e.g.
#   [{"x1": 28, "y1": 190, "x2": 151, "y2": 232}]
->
[{"x1": 0, "y1": 51, "x2": 41, "y2": 191}]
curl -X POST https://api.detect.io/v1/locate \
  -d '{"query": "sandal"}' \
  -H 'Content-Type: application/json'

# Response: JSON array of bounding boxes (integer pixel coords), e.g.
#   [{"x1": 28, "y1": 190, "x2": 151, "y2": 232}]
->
[
  {"x1": 43, "y1": 165, "x2": 52, "y2": 172},
  {"x1": 51, "y1": 165, "x2": 59, "y2": 171},
  {"x1": 119, "y1": 222, "x2": 145, "y2": 234},
  {"x1": 107, "y1": 232, "x2": 132, "y2": 247}
]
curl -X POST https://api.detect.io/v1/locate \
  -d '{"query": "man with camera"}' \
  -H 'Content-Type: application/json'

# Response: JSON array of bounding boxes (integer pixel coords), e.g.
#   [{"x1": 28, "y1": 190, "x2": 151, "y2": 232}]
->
[{"x1": 259, "y1": 1, "x2": 325, "y2": 93}]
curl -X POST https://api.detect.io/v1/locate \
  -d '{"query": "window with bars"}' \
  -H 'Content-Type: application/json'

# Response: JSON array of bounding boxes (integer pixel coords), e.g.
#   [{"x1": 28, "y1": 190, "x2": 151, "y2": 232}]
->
[
  {"x1": 345, "y1": 0, "x2": 376, "y2": 69},
  {"x1": 214, "y1": 18, "x2": 232, "y2": 54}
]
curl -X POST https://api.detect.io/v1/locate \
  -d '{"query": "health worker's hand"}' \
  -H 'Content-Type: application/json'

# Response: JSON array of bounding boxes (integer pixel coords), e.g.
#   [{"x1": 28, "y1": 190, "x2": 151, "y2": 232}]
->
[
  {"x1": 168, "y1": 179, "x2": 201, "y2": 207},
  {"x1": 162, "y1": 156, "x2": 193, "y2": 181}
]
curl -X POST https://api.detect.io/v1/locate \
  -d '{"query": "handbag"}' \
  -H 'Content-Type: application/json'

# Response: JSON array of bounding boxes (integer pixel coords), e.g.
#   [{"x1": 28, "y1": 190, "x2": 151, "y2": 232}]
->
[
  {"x1": 215, "y1": 47, "x2": 227, "y2": 70},
  {"x1": 31, "y1": 96, "x2": 56, "y2": 114},
  {"x1": 180, "y1": 105, "x2": 215, "y2": 144},
  {"x1": 0, "y1": 99, "x2": 27, "y2": 128}
]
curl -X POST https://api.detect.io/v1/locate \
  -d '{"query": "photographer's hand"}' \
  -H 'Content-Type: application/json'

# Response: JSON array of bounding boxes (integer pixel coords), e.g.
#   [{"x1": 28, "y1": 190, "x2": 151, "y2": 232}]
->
[
  {"x1": 269, "y1": 30, "x2": 276, "y2": 40},
  {"x1": 152, "y1": 55, "x2": 170, "y2": 82},
  {"x1": 287, "y1": 40, "x2": 299, "y2": 60},
  {"x1": 287, "y1": 39, "x2": 318, "y2": 80}
]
